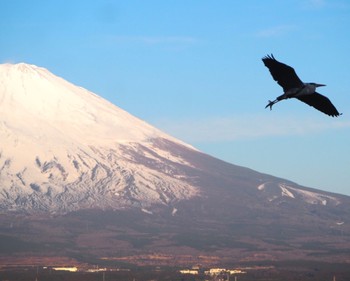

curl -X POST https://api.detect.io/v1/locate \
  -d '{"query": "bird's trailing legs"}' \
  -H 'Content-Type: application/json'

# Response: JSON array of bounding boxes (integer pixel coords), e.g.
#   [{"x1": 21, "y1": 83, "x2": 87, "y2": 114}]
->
[
  {"x1": 265, "y1": 93, "x2": 285, "y2": 110},
  {"x1": 265, "y1": 99, "x2": 278, "y2": 110}
]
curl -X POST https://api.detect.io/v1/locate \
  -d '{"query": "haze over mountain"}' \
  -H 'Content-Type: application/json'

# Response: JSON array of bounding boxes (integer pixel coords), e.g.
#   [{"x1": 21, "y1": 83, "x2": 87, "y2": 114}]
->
[{"x1": 0, "y1": 63, "x2": 349, "y2": 267}]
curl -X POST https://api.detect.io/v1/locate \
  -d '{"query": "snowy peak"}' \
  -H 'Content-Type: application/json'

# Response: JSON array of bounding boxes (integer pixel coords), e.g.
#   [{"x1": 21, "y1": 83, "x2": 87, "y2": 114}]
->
[
  {"x1": 1, "y1": 62, "x2": 44, "y2": 75},
  {"x1": 0, "y1": 63, "x2": 182, "y2": 145},
  {"x1": 0, "y1": 63, "x2": 197, "y2": 213}
]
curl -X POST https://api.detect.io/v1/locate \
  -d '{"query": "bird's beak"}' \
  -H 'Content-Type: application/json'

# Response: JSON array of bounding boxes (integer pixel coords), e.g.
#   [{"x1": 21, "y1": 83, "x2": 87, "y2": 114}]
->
[{"x1": 316, "y1": 83, "x2": 326, "y2": 87}]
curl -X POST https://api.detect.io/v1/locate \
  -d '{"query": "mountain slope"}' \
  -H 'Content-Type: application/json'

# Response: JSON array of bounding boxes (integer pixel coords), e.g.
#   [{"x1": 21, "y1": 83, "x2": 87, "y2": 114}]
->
[{"x1": 0, "y1": 63, "x2": 197, "y2": 212}]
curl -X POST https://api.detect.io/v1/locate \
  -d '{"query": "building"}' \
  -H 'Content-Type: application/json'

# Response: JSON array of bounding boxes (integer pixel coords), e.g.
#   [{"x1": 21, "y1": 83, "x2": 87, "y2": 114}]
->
[{"x1": 52, "y1": 267, "x2": 78, "y2": 272}]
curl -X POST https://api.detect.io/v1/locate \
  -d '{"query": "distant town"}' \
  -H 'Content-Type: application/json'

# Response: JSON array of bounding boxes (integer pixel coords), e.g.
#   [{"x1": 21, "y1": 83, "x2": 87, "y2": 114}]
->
[
  {"x1": 0, "y1": 261, "x2": 347, "y2": 281},
  {"x1": 0, "y1": 264, "x2": 273, "y2": 281}
]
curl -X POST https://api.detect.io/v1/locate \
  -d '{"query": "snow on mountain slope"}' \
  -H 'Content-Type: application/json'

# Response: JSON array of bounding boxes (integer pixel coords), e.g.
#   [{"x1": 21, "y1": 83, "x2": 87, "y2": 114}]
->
[
  {"x1": 0, "y1": 63, "x2": 198, "y2": 213},
  {"x1": 257, "y1": 182, "x2": 340, "y2": 206}
]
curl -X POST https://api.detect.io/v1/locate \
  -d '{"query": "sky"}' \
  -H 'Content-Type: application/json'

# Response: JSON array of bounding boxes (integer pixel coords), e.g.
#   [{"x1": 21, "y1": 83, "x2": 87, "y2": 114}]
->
[{"x1": 1, "y1": 0, "x2": 350, "y2": 196}]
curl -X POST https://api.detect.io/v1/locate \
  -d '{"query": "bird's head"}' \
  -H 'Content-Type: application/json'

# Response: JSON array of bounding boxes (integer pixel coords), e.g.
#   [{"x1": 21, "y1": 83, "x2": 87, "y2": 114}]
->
[{"x1": 310, "y1": 83, "x2": 326, "y2": 88}]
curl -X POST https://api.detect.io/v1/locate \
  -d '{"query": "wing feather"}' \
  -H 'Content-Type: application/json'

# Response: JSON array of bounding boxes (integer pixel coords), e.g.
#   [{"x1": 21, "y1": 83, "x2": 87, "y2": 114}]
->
[
  {"x1": 297, "y1": 92, "x2": 340, "y2": 117},
  {"x1": 262, "y1": 54, "x2": 304, "y2": 91}
]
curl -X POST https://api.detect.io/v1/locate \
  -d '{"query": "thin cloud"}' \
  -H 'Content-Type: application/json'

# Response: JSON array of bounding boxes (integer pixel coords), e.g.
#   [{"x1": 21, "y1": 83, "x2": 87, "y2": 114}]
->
[
  {"x1": 156, "y1": 115, "x2": 350, "y2": 143},
  {"x1": 256, "y1": 25, "x2": 296, "y2": 38}
]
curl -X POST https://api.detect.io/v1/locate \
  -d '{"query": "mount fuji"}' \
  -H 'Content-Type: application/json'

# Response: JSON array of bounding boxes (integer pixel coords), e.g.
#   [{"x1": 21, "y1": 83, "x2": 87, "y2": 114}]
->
[
  {"x1": 1, "y1": 63, "x2": 350, "y2": 267},
  {"x1": 0, "y1": 63, "x2": 198, "y2": 212}
]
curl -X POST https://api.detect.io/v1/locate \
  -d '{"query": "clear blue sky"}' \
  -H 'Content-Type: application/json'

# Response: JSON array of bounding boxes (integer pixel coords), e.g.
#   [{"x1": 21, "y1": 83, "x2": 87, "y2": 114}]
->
[{"x1": 1, "y1": 0, "x2": 350, "y2": 195}]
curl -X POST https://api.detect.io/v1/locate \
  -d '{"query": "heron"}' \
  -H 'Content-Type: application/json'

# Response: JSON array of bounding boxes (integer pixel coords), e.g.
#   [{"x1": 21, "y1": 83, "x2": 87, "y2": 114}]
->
[{"x1": 262, "y1": 54, "x2": 341, "y2": 117}]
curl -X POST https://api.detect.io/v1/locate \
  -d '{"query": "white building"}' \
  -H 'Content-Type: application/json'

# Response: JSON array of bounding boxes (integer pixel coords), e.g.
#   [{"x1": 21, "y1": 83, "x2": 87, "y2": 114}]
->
[
  {"x1": 52, "y1": 267, "x2": 78, "y2": 272},
  {"x1": 179, "y1": 269, "x2": 199, "y2": 275}
]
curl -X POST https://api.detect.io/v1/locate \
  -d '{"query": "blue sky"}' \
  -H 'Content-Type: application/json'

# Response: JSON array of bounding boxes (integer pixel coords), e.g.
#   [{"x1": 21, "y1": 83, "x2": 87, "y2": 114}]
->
[{"x1": 1, "y1": 0, "x2": 350, "y2": 195}]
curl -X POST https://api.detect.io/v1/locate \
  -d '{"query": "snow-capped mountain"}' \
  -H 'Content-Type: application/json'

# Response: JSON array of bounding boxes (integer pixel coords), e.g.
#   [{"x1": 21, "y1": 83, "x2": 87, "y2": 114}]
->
[
  {"x1": 1, "y1": 63, "x2": 349, "y2": 214},
  {"x1": 0, "y1": 63, "x2": 198, "y2": 212},
  {"x1": 1, "y1": 63, "x2": 350, "y2": 266}
]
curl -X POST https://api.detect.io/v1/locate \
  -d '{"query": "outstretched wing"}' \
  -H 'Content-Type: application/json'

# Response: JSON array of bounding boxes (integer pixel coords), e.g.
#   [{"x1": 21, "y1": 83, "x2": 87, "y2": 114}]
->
[
  {"x1": 297, "y1": 92, "x2": 341, "y2": 117},
  {"x1": 262, "y1": 54, "x2": 304, "y2": 91}
]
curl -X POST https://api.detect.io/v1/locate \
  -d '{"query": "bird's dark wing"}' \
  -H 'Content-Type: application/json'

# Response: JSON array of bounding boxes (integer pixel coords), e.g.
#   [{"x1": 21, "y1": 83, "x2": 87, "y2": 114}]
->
[
  {"x1": 297, "y1": 92, "x2": 341, "y2": 117},
  {"x1": 262, "y1": 54, "x2": 304, "y2": 91}
]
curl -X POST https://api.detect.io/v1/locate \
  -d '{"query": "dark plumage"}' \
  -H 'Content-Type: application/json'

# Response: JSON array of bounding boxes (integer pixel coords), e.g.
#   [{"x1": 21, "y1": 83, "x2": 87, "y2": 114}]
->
[{"x1": 262, "y1": 54, "x2": 341, "y2": 117}]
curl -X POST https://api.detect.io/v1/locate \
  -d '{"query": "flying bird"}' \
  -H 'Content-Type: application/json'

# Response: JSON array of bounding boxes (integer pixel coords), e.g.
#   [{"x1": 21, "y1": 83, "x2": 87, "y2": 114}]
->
[{"x1": 262, "y1": 54, "x2": 341, "y2": 117}]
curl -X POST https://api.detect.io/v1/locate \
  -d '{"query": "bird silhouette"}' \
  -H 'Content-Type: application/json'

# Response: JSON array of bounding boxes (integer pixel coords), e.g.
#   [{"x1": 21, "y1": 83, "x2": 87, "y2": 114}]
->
[{"x1": 262, "y1": 54, "x2": 341, "y2": 117}]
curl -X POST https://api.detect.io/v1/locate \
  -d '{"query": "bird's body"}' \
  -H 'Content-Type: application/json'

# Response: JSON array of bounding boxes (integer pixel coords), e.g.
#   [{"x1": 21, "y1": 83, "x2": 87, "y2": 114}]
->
[{"x1": 262, "y1": 54, "x2": 341, "y2": 117}]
